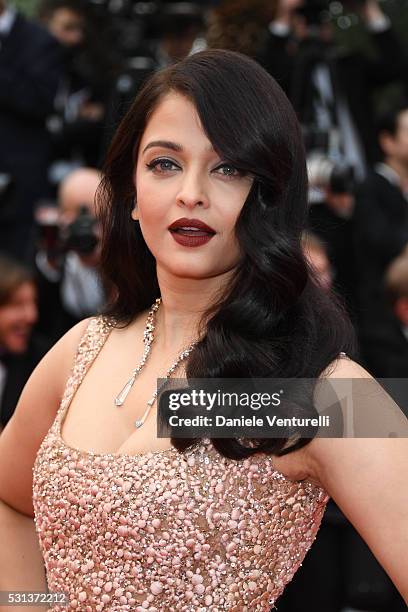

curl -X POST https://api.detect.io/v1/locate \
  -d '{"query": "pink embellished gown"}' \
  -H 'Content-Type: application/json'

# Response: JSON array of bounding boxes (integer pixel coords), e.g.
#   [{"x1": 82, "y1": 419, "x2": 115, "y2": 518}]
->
[{"x1": 32, "y1": 317, "x2": 329, "y2": 611}]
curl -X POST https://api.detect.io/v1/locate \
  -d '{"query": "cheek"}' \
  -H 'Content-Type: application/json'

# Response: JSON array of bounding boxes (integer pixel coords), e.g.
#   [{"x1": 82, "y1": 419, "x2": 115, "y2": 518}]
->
[
  {"x1": 135, "y1": 172, "x2": 168, "y2": 222},
  {"x1": 138, "y1": 199, "x2": 169, "y2": 245},
  {"x1": 222, "y1": 199, "x2": 246, "y2": 240},
  {"x1": 0, "y1": 309, "x2": 14, "y2": 337}
]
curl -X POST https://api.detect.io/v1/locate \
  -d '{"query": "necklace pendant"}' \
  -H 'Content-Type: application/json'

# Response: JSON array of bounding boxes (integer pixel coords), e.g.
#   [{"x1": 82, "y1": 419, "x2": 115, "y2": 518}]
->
[
  {"x1": 114, "y1": 376, "x2": 135, "y2": 407},
  {"x1": 135, "y1": 419, "x2": 143, "y2": 428}
]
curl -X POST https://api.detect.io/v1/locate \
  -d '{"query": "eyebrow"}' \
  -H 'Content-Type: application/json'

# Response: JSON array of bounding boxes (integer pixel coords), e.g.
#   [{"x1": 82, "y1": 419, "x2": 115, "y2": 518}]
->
[
  {"x1": 142, "y1": 140, "x2": 182, "y2": 154},
  {"x1": 142, "y1": 140, "x2": 215, "y2": 154}
]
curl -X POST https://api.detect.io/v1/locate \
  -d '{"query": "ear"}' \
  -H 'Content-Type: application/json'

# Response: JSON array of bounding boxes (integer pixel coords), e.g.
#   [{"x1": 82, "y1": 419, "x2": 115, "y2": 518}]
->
[
  {"x1": 394, "y1": 297, "x2": 408, "y2": 326},
  {"x1": 379, "y1": 131, "x2": 394, "y2": 158},
  {"x1": 131, "y1": 199, "x2": 139, "y2": 221}
]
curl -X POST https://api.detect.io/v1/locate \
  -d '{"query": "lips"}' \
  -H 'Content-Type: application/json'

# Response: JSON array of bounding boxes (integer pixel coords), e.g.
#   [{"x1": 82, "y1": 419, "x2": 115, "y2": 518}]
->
[
  {"x1": 168, "y1": 217, "x2": 215, "y2": 248},
  {"x1": 168, "y1": 217, "x2": 216, "y2": 234}
]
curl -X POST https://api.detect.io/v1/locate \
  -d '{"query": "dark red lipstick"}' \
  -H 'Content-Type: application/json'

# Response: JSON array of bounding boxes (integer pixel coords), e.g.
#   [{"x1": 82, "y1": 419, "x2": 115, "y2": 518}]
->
[{"x1": 168, "y1": 217, "x2": 216, "y2": 247}]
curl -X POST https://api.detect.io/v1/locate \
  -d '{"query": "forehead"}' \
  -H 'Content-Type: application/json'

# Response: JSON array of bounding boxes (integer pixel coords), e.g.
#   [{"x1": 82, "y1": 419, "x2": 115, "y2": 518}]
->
[
  {"x1": 2, "y1": 281, "x2": 36, "y2": 305},
  {"x1": 52, "y1": 8, "x2": 84, "y2": 24},
  {"x1": 397, "y1": 110, "x2": 408, "y2": 131},
  {"x1": 139, "y1": 92, "x2": 210, "y2": 149}
]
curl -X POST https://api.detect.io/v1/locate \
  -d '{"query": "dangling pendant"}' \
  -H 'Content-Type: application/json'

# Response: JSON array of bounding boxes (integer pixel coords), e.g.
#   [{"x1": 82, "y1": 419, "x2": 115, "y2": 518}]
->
[
  {"x1": 114, "y1": 375, "x2": 136, "y2": 407},
  {"x1": 134, "y1": 399, "x2": 155, "y2": 429}
]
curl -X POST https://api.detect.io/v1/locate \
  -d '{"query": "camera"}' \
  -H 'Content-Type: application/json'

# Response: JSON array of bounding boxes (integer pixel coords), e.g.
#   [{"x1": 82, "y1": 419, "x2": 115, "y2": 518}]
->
[
  {"x1": 307, "y1": 152, "x2": 356, "y2": 196},
  {"x1": 60, "y1": 205, "x2": 99, "y2": 255},
  {"x1": 36, "y1": 204, "x2": 99, "y2": 259},
  {"x1": 305, "y1": 127, "x2": 356, "y2": 192}
]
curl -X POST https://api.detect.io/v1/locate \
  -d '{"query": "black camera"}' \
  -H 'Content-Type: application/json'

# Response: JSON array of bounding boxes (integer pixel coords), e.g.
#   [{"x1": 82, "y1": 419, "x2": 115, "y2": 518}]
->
[{"x1": 61, "y1": 206, "x2": 99, "y2": 255}]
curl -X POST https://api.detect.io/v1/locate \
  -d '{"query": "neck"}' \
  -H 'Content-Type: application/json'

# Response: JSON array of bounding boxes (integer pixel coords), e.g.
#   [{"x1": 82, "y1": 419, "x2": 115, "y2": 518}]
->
[
  {"x1": 154, "y1": 265, "x2": 234, "y2": 351},
  {"x1": 384, "y1": 158, "x2": 408, "y2": 188}
]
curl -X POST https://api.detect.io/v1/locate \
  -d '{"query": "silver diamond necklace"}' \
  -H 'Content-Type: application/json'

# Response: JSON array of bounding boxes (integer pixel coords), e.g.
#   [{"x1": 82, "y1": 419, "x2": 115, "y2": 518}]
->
[{"x1": 114, "y1": 297, "x2": 197, "y2": 429}]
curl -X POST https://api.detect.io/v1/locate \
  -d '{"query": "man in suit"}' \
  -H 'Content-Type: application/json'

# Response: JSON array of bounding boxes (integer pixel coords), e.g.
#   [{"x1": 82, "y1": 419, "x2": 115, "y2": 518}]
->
[
  {"x1": 353, "y1": 104, "x2": 408, "y2": 376},
  {"x1": 361, "y1": 250, "x2": 408, "y2": 381},
  {"x1": 0, "y1": 0, "x2": 62, "y2": 262},
  {"x1": 103, "y1": 2, "x2": 205, "y2": 149},
  {"x1": 256, "y1": 0, "x2": 405, "y2": 178}
]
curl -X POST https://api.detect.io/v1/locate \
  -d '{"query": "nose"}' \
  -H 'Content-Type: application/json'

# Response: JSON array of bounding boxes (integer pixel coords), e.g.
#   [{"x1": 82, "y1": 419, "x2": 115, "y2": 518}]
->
[{"x1": 176, "y1": 169, "x2": 209, "y2": 210}]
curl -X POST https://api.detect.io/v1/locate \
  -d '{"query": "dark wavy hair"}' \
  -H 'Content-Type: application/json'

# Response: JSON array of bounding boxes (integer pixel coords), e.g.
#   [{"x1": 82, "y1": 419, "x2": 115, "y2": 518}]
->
[{"x1": 98, "y1": 49, "x2": 357, "y2": 460}]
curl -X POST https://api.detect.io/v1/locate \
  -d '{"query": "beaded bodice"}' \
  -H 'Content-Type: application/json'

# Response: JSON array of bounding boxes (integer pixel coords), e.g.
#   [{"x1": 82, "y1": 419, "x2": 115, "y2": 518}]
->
[{"x1": 32, "y1": 316, "x2": 329, "y2": 611}]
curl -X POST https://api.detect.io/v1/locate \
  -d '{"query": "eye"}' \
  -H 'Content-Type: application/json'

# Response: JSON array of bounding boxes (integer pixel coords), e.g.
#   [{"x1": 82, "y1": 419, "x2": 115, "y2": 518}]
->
[
  {"x1": 213, "y1": 163, "x2": 245, "y2": 179},
  {"x1": 146, "y1": 158, "x2": 180, "y2": 174}
]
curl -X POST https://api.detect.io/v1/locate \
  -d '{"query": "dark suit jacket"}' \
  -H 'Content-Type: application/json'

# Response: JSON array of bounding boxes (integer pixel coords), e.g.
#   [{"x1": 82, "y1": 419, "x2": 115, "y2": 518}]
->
[
  {"x1": 361, "y1": 317, "x2": 408, "y2": 376},
  {"x1": 308, "y1": 202, "x2": 357, "y2": 320},
  {"x1": 0, "y1": 13, "x2": 62, "y2": 257},
  {"x1": 0, "y1": 335, "x2": 50, "y2": 427},
  {"x1": 256, "y1": 27, "x2": 404, "y2": 164},
  {"x1": 353, "y1": 171, "x2": 408, "y2": 327}
]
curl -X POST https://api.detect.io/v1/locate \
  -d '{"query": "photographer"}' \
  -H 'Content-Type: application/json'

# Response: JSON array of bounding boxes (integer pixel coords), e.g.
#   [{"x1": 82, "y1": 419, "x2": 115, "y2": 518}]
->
[
  {"x1": 256, "y1": 0, "x2": 405, "y2": 179},
  {"x1": 38, "y1": 0, "x2": 117, "y2": 173},
  {"x1": 35, "y1": 167, "x2": 105, "y2": 343},
  {"x1": 103, "y1": 2, "x2": 205, "y2": 146},
  {"x1": 0, "y1": 0, "x2": 62, "y2": 262}
]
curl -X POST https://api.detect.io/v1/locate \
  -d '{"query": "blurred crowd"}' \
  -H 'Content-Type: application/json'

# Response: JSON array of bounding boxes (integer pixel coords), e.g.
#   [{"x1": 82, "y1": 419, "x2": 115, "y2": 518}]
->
[{"x1": 0, "y1": 0, "x2": 408, "y2": 610}]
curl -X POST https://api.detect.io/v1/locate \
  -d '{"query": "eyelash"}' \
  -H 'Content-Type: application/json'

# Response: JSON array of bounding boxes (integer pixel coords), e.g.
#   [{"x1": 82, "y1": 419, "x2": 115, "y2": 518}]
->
[{"x1": 145, "y1": 158, "x2": 245, "y2": 179}]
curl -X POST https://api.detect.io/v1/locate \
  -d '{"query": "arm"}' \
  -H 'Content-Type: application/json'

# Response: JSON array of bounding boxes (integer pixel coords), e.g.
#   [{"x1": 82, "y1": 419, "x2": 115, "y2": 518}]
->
[
  {"x1": 361, "y1": 0, "x2": 405, "y2": 86},
  {"x1": 0, "y1": 500, "x2": 47, "y2": 612},
  {"x1": 0, "y1": 319, "x2": 89, "y2": 596},
  {"x1": 305, "y1": 357, "x2": 408, "y2": 603},
  {"x1": 255, "y1": 0, "x2": 298, "y2": 96}
]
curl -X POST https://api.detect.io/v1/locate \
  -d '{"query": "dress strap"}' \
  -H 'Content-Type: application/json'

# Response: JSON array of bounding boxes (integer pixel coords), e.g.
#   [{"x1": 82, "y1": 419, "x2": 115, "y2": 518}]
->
[{"x1": 56, "y1": 316, "x2": 114, "y2": 423}]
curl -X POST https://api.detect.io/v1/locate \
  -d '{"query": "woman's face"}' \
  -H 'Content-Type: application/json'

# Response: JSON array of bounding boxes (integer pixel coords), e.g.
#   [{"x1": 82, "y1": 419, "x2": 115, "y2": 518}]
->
[
  {"x1": 134, "y1": 92, "x2": 253, "y2": 280},
  {"x1": 0, "y1": 282, "x2": 38, "y2": 354}
]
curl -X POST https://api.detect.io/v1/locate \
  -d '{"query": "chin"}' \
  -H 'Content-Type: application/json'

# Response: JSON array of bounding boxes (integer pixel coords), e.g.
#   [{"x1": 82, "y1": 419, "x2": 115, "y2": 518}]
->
[
  {"x1": 168, "y1": 265, "x2": 215, "y2": 280},
  {"x1": 6, "y1": 338, "x2": 28, "y2": 354},
  {"x1": 165, "y1": 262, "x2": 238, "y2": 283}
]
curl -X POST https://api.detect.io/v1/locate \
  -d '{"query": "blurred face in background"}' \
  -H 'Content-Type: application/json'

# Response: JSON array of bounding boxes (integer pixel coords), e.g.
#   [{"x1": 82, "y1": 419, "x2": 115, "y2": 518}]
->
[
  {"x1": 303, "y1": 243, "x2": 332, "y2": 292},
  {"x1": 46, "y1": 8, "x2": 85, "y2": 47},
  {"x1": 58, "y1": 169, "x2": 100, "y2": 226},
  {"x1": 0, "y1": 282, "x2": 38, "y2": 354},
  {"x1": 381, "y1": 109, "x2": 408, "y2": 168}
]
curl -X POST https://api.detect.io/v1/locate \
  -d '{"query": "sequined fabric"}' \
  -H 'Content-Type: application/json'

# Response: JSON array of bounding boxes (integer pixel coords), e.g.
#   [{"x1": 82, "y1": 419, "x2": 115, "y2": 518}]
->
[{"x1": 32, "y1": 317, "x2": 329, "y2": 611}]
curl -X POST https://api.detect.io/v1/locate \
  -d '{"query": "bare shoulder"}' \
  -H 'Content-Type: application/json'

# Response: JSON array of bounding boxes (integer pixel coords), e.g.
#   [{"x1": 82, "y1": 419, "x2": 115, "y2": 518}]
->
[
  {"x1": 304, "y1": 355, "x2": 373, "y2": 484},
  {"x1": 304, "y1": 355, "x2": 408, "y2": 488},
  {"x1": 300, "y1": 358, "x2": 408, "y2": 600},
  {"x1": 0, "y1": 317, "x2": 93, "y2": 516},
  {"x1": 319, "y1": 353, "x2": 373, "y2": 380},
  {"x1": 20, "y1": 316, "x2": 94, "y2": 406}
]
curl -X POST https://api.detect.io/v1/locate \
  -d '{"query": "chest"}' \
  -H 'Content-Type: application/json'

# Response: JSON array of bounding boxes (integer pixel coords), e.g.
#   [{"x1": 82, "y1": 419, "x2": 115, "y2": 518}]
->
[
  {"x1": 60, "y1": 326, "x2": 313, "y2": 482},
  {"x1": 61, "y1": 347, "x2": 176, "y2": 455}
]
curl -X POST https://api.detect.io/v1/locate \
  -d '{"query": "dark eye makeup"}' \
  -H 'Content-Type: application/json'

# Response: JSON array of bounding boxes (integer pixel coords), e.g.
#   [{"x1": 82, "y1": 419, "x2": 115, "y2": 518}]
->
[{"x1": 145, "y1": 157, "x2": 246, "y2": 179}]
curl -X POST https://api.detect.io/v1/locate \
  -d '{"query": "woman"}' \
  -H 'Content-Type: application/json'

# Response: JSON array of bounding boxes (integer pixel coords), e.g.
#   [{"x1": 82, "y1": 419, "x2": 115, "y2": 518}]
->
[{"x1": 0, "y1": 50, "x2": 407, "y2": 610}]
